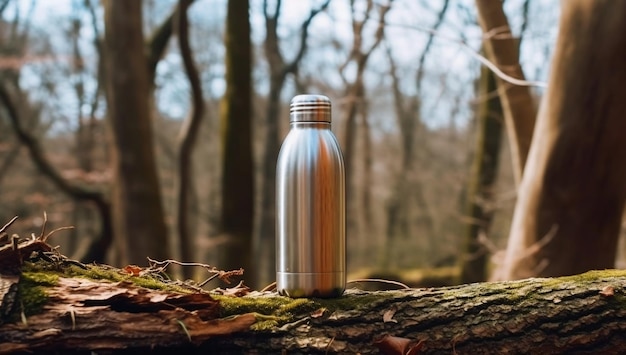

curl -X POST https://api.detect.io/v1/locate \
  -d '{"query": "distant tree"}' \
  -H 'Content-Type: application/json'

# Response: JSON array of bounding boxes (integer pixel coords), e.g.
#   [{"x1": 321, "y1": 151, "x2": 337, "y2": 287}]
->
[
  {"x1": 475, "y1": 0, "x2": 536, "y2": 186},
  {"x1": 382, "y1": 0, "x2": 447, "y2": 268},
  {"x1": 103, "y1": 0, "x2": 170, "y2": 265},
  {"x1": 340, "y1": 0, "x2": 392, "y2": 247},
  {"x1": 255, "y1": 0, "x2": 330, "y2": 288},
  {"x1": 460, "y1": 65, "x2": 503, "y2": 284},
  {"x1": 175, "y1": 0, "x2": 205, "y2": 279},
  {"x1": 496, "y1": 0, "x2": 626, "y2": 280},
  {"x1": 219, "y1": 0, "x2": 254, "y2": 280},
  {"x1": 0, "y1": 4, "x2": 112, "y2": 264}
]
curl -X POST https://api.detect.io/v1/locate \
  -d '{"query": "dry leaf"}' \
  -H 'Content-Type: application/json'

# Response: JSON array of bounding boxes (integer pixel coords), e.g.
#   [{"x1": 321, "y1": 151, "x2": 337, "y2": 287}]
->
[
  {"x1": 311, "y1": 308, "x2": 327, "y2": 318},
  {"x1": 383, "y1": 308, "x2": 398, "y2": 323},
  {"x1": 599, "y1": 285, "x2": 615, "y2": 297},
  {"x1": 374, "y1": 335, "x2": 425, "y2": 355},
  {"x1": 211, "y1": 280, "x2": 251, "y2": 297},
  {"x1": 122, "y1": 265, "x2": 143, "y2": 276}
]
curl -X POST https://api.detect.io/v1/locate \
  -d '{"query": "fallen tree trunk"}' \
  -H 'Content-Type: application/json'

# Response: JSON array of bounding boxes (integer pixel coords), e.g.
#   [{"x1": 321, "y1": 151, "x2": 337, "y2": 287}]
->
[
  {"x1": 2, "y1": 260, "x2": 626, "y2": 354},
  {"x1": 1, "y1": 228, "x2": 624, "y2": 354}
]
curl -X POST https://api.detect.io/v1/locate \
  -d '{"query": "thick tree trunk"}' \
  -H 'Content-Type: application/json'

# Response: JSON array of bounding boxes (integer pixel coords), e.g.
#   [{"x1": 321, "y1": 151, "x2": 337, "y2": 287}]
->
[
  {"x1": 103, "y1": 0, "x2": 170, "y2": 265},
  {"x1": 497, "y1": 0, "x2": 626, "y2": 280},
  {"x1": 2, "y1": 262, "x2": 626, "y2": 354}
]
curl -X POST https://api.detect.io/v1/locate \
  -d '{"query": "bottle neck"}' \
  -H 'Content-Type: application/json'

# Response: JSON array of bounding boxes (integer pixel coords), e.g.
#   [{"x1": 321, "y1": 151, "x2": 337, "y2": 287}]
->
[{"x1": 290, "y1": 122, "x2": 331, "y2": 129}]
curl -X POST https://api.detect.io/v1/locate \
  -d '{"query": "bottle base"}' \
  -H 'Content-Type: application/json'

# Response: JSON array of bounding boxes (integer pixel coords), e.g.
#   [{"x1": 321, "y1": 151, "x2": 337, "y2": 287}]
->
[{"x1": 276, "y1": 271, "x2": 345, "y2": 298}]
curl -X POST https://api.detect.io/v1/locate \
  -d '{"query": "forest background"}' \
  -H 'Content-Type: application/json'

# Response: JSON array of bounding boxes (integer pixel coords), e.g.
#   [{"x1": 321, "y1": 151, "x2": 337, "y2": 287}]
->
[{"x1": 1, "y1": 0, "x2": 624, "y2": 290}]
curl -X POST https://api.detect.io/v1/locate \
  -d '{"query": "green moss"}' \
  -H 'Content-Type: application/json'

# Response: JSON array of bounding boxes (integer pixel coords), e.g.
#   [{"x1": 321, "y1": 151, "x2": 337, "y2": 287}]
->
[
  {"x1": 554, "y1": 269, "x2": 626, "y2": 282},
  {"x1": 214, "y1": 290, "x2": 395, "y2": 331},
  {"x1": 21, "y1": 271, "x2": 59, "y2": 287},
  {"x1": 215, "y1": 294, "x2": 314, "y2": 317},
  {"x1": 315, "y1": 292, "x2": 394, "y2": 311},
  {"x1": 7, "y1": 271, "x2": 59, "y2": 322},
  {"x1": 250, "y1": 313, "x2": 284, "y2": 331},
  {"x1": 23, "y1": 261, "x2": 191, "y2": 294}
]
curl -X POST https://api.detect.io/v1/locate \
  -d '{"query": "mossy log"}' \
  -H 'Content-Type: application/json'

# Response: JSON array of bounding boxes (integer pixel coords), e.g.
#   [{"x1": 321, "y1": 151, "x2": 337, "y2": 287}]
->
[{"x1": 2, "y1": 261, "x2": 626, "y2": 354}]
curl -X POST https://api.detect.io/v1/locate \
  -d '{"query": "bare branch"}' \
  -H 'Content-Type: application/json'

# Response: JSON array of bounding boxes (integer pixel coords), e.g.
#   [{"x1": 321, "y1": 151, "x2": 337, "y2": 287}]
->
[
  {"x1": 145, "y1": 2, "x2": 185, "y2": 82},
  {"x1": 283, "y1": 0, "x2": 330, "y2": 76},
  {"x1": 416, "y1": 0, "x2": 449, "y2": 92},
  {"x1": 0, "y1": 84, "x2": 104, "y2": 201},
  {"x1": 386, "y1": 22, "x2": 547, "y2": 88},
  {"x1": 0, "y1": 216, "x2": 18, "y2": 235}
]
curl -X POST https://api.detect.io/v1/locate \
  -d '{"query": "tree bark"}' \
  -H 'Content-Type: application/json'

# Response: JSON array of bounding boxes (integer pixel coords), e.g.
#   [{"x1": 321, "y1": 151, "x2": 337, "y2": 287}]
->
[
  {"x1": 2, "y1": 264, "x2": 626, "y2": 354},
  {"x1": 497, "y1": 0, "x2": 626, "y2": 280}
]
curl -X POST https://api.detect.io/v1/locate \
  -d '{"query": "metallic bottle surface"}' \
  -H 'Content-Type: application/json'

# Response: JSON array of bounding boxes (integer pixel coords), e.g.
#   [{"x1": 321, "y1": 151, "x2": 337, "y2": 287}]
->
[{"x1": 276, "y1": 94, "x2": 346, "y2": 298}]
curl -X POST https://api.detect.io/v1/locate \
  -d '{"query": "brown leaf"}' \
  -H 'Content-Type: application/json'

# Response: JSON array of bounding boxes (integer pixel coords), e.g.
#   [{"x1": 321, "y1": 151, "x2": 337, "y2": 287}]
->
[
  {"x1": 374, "y1": 335, "x2": 425, "y2": 355},
  {"x1": 311, "y1": 308, "x2": 327, "y2": 318},
  {"x1": 122, "y1": 265, "x2": 143, "y2": 276},
  {"x1": 383, "y1": 308, "x2": 398, "y2": 323},
  {"x1": 599, "y1": 285, "x2": 615, "y2": 297}
]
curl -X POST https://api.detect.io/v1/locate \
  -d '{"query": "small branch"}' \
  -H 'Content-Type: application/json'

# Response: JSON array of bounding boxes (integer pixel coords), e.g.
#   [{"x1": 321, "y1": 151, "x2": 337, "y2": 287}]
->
[
  {"x1": 0, "y1": 216, "x2": 18, "y2": 235},
  {"x1": 146, "y1": 257, "x2": 244, "y2": 286},
  {"x1": 386, "y1": 22, "x2": 547, "y2": 88}
]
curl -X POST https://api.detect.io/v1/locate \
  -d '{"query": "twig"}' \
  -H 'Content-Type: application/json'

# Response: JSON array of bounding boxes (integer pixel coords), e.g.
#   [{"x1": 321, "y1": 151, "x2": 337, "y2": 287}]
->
[
  {"x1": 347, "y1": 278, "x2": 410, "y2": 290},
  {"x1": 0, "y1": 216, "x2": 18, "y2": 235},
  {"x1": 260, "y1": 281, "x2": 277, "y2": 292},
  {"x1": 43, "y1": 226, "x2": 75, "y2": 243},
  {"x1": 386, "y1": 22, "x2": 548, "y2": 88},
  {"x1": 146, "y1": 257, "x2": 244, "y2": 285},
  {"x1": 39, "y1": 211, "x2": 48, "y2": 239},
  {"x1": 176, "y1": 319, "x2": 192, "y2": 342}
]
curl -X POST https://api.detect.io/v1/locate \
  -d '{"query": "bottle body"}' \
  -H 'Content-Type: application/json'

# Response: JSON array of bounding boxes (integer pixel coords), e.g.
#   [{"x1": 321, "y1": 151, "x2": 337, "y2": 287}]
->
[{"x1": 276, "y1": 95, "x2": 346, "y2": 298}]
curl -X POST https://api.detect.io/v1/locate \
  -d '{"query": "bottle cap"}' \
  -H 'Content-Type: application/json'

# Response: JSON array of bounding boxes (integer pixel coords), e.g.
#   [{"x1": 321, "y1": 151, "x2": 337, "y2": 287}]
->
[{"x1": 290, "y1": 94, "x2": 331, "y2": 123}]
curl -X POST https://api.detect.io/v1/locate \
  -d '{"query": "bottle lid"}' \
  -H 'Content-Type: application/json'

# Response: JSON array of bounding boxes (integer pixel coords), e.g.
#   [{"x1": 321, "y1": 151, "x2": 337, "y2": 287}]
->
[{"x1": 290, "y1": 94, "x2": 331, "y2": 123}]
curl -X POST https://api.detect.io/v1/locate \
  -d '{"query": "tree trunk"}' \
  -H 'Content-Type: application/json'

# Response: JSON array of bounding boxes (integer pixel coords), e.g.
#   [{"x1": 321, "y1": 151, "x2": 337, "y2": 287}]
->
[
  {"x1": 3, "y1": 260, "x2": 626, "y2": 354},
  {"x1": 176, "y1": 0, "x2": 205, "y2": 279},
  {"x1": 255, "y1": 1, "x2": 329, "y2": 288},
  {"x1": 460, "y1": 65, "x2": 503, "y2": 284},
  {"x1": 475, "y1": 0, "x2": 537, "y2": 187},
  {"x1": 497, "y1": 0, "x2": 626, "y2": 281},
  {"x1": 103, "y1": 0, "x2": 170, "y2": 265},
  {"x1": 219, "y1": 0, "x2": 254, "y2": 278}
]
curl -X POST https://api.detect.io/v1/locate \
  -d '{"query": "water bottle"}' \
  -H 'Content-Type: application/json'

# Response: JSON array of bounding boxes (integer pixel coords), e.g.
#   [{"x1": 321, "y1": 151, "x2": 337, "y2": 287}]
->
[{"x1": 276, "y1": 94, "x2": 346, "y2": 298}]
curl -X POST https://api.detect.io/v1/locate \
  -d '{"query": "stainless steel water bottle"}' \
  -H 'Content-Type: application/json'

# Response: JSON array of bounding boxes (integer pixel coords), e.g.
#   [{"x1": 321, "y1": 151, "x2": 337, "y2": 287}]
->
[{"x1": 276, "y1": 94, "x2": 346, "y2": 298}]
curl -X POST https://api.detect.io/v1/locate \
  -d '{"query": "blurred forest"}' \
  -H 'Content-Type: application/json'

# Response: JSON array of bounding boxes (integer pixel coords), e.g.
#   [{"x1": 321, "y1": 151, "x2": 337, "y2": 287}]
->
[{"x1": 1, "y1": 0, "x2": 625, "y2": 289}]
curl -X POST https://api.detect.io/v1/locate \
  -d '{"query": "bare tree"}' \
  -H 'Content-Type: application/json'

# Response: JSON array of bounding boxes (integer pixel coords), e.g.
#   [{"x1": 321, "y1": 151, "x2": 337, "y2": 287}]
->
[
  {"x1": 219, "y1": 0, "x2": 254, "y2": 281},
  {"x1": 497, "y1": 0, "x2": 626, "y2": 280},
  {"x1": 340, "y1": 0, "x2": 392, "y2": 246},
  {"x1": 103, "y1": 0, "x2": 170, "y2": 265},
  {"x1": 0, "y1": 4, "x2": 112, "y2": 263},
  {"x1": 460, "y1": 65, "x2": 503, "y2": 284},
  {"x1": 255, "y1": 0, "x2": 330, "y2": 288},
  {"x1": 175, "y1": 0, "x2": 204, "y2": 278},
  {"x1": 475, "y1": 0, "x2": 537, "y2": 186},
  {"x1": 382, "y1": 0, "x2": 447, "y2": 268}
]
